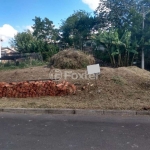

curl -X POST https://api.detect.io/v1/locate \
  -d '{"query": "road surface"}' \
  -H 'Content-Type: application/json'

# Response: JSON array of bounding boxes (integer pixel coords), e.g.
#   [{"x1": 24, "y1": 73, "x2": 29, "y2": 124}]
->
[{"x1": 0, "y1": 113, "x2": 150, "y2": 150}]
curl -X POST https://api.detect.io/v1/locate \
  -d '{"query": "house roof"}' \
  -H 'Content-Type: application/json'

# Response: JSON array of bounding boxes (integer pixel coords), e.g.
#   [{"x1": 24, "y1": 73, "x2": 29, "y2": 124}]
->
[
  {"x1": 1, "y1": 47, "x2": 17, "y2": 52},
  {"x1": 2, "y1": 47, "x2": 12, "y2": 50}
]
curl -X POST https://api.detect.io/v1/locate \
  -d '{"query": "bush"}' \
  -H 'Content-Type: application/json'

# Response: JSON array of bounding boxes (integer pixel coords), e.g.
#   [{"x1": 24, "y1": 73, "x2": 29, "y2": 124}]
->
[{"x1": 41, "y1": 44, "x2": 59, "y2": 61}]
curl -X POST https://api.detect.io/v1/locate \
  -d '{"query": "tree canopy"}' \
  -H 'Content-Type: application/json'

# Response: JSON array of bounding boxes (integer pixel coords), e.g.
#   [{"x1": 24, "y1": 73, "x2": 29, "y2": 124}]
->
[
  {"x1": 94, "y1": 0, "x2": 150, "y2": 69},
  {"x1": 9, "y1": 1, "x2": 150, "y2": 69},
  {"x1": 32, "y1": 16, "x2": 60, "y2": 43},
  {"x1": 60, "y1": 10, "x2": 95, "y2": 49}
]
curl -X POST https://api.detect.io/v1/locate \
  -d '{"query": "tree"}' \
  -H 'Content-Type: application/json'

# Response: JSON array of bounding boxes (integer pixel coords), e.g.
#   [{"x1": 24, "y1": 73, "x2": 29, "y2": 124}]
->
[
  {"x1": 95, "y1": 0, "x2": 150, "y2": 69},
  {"x1": 129, "y1": 0, "x2": 150, "y2": 69},
  {"x1": 60, "y1": 10, "x2": 95, "y2": 50},
  {"x1": 32, "y1": 16, "x2": 60, "y2": 43},
  {"x1": 92, "y1": 29, "x2": 138, "y2": 67},
  {"x1": 95, "y1": 0, "x2": 137, "y2": 32},
  {"x1": 10, "y1": 30, "x2": 38, "y2": 53},
  {"x1": 10, "y1": 30, "x2": 59, "y2": 61}
]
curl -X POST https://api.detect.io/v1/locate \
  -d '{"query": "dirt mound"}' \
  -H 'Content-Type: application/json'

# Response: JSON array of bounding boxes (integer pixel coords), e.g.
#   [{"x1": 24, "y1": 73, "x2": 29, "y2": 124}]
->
[
  {"x1": 120, "y1": 66, "x2": 150, "y2": 80},
  {"x1": 0, "y1": 66, "x2": 149, "y2": 110},
  {"x1": 49, "y1": 49, "x2": 95, "y2": 69}
]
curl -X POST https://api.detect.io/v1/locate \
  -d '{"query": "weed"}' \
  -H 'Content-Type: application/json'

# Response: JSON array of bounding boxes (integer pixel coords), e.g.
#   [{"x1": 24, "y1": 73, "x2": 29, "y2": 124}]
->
[{"x1": 112, "y1": 76, "x2": 125, "y2": 85}]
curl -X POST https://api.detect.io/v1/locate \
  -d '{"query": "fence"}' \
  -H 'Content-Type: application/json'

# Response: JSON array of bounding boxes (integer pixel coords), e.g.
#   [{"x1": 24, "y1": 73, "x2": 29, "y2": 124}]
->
[{"x1": 0, "y1": 52, "x2": 43, "y2": 63}]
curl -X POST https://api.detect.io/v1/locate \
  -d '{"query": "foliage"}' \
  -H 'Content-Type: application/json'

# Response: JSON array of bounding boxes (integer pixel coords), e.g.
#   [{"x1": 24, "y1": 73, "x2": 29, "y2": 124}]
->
[
  {"x1": 145, "y1": 49, "x2": 150, "y2": 70},
  {"x1": 10, "y1": 30, "x2": 59, "y2": 61},
  {"x1": 41, "y1": 44, "x2": 59, "y2": 61},
  {"x1": 32, "y1": 17, "x2": 60, "y2": 42},
  {"x1": 60, "y1": 10, "x2": 95, "y2": 50},
  {"x1": 10, "y1": 30, "x2": 36, "y2": 53},
  {"x1": 94, "y1": 0, "x2": 150, "y2": 69},
  {"x1": 95, "y1": 0, "x2": 137, "y2": 31},
  {"x1": 93, "y1": 49, "x2": 111, "y2": 65},
  {"x1": 9, "y1": 1, "x2": 150, "y2": 69},
  {"x1": 92, "y1": 29, "x2": 138, "y2": 67}
]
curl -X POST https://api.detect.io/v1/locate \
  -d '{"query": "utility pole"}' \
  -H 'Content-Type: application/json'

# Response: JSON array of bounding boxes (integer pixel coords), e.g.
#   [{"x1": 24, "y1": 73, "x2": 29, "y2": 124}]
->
[{"x1": 141, "y1": 6, "x2": 150, "y2": 69}]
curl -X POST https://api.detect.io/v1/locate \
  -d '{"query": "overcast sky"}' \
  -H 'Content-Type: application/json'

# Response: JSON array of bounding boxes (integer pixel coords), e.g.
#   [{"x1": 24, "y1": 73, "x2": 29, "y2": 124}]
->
[{"x1": 0, "y1": 0, "x2": 99, "y2": 47}]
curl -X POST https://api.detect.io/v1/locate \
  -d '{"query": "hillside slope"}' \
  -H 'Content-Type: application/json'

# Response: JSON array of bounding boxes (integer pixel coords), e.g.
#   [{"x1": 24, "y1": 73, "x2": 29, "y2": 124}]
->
[{"x1": 0, "y1": 66, "x2": 149, "y2": 110}]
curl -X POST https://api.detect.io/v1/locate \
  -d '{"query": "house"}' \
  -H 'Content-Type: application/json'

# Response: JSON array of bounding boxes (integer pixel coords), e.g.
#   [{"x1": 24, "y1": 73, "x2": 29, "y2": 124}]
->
[
  {"x1": 1, "y1": 47, "x2": 17, "y2": 56},
  {"x1": 0, "y1": 47, "x2": 17, "y2": 63}
]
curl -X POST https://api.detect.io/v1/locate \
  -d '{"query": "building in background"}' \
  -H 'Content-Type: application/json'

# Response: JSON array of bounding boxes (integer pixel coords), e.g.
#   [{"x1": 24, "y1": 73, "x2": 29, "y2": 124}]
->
[
  {"x1": 1, "y1": 47, "x2": 17, "y2": 63},
  {"x1": 1, "y1": 47, "x2": 17, "y2": 56}
]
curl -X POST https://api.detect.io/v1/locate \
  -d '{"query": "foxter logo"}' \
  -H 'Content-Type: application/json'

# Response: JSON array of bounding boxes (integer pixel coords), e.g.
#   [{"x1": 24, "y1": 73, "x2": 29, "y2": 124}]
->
[{"x1": 49, "y1": 69, "x2": 99, "y2": 81}]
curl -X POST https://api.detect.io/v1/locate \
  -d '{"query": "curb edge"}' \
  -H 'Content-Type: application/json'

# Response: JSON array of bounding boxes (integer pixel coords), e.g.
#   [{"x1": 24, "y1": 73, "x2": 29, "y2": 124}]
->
[{"x1": 0, "y1": 108, "x2": 150, "y2": 116}]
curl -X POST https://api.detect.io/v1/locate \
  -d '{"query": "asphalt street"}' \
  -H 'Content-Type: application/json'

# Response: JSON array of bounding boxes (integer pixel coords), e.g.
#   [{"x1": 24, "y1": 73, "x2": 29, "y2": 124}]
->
[{"x1": 0, "y1": 113, "x2": 150, "y2": 150}]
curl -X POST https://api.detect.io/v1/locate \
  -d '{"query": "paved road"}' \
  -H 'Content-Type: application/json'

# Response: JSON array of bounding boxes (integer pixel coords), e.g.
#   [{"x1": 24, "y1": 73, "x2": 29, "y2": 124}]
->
[{"x1": 0, "y1": 113, "x2": 150, "y2": 150}]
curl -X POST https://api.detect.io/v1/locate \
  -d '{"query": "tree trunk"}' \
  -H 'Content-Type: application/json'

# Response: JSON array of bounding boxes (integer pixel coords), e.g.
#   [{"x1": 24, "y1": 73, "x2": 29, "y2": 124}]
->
[
  {"x1": 125, "y1": 50, "x2": 128, "y2": 66},
  {"x1": 131, "y1": 53, "x2": 135, "y2": 66},
  {"x1": 80, "y1": 39, "x2": 83, "y2": 51},
  {"x1": 118, "y1": 54, "x2": 121, "y2": 67},
  {"x1": 112, "y1": 55, "x2": 116, "y2": 67},
  {"x1": 108, "y1": 52, "x2": 113, "y2": 65},
  {"x1": 141, "y1": 48, "x2": 144, "y2": 69},
  {"x1": 127, "y1": 51, "x2": 130, "y2": 66}
]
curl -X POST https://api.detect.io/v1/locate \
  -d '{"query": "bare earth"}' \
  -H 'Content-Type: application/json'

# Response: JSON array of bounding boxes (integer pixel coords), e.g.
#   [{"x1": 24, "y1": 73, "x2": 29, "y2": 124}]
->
[{"x1": 0, "y1": 65, "x2": 150, "y2": 110}]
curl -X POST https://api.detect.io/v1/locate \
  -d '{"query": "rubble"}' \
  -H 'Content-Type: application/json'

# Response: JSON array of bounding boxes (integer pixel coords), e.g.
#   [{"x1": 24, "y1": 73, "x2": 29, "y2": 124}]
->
[{"x1": 0, "y1": 80, "x2": 76, "y2": 98}]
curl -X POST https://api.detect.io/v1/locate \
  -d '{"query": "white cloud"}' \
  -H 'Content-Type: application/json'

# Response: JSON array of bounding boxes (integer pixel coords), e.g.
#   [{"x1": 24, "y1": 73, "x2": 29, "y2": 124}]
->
[
  {"x1": 82, "y1": 0, "x2": 99, "y2": 10},
  {"x1": 15, "y1": 25, "x2": 34, "y2": 33},
  {"x1": 0, "y1": 24, "x2": 17, "y2": 43},
  {"x1": 25, "y1": 25, "x2": 34, "y2": 32}
]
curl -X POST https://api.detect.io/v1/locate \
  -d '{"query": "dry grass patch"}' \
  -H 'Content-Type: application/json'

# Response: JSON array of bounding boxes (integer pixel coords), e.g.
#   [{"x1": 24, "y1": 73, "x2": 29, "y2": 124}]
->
[
  {"x1": 49, "y1": 49, "x2": 95, "y2": 69},
  {"x1": 0, "y1": 66, "x2": 150, "y2": 110}
]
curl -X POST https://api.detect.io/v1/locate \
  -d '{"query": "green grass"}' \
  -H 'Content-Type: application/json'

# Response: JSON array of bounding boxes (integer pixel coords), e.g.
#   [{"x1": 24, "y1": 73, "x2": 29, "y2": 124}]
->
[
  {"x1": 111, "y1": 76, "x2": 126, "y2": 85},
  {"x1": 0, "y1": 60, "x2": 46, "y2": 70}
]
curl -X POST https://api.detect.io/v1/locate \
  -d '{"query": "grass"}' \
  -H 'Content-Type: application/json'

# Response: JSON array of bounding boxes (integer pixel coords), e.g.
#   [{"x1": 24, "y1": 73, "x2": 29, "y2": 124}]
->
[
  {"x1": 0, "y1": 60, "x2": 46, "y2": 70},
  {"x1": 111, "y1": 76, "x2": 126, "y2": 85},
  {"x1": 0, "y1": 92, "x2": 149, "y2": 110},
  {"x1": 0, "y1": 66, "x2": 149, "y2": 111},
  {"x1": 49, "y1": 49, "x2": 95, "y2": 69}
]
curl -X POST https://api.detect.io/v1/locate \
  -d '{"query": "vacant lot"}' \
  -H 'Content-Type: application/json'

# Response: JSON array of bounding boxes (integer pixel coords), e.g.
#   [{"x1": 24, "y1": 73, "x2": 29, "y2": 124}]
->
[{"x1": 0, "y1": 66, "x2": 150, "y2": 110}]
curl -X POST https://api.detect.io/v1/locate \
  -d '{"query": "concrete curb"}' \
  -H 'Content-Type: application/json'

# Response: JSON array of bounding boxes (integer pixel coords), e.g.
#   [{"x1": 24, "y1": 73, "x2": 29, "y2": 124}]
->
[
  {"x1": 1, "y1": 108, "x2": 75, "y2": 115},
  {"x1": 0, "y1": 108, "x2": 150, "y2": 116}
]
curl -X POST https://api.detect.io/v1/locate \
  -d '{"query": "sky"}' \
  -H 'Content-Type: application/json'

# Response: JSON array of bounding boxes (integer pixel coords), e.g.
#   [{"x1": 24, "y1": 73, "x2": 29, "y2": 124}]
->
[{"x1": 0, "y1": 0, "x2": 99, "y2": 47}]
